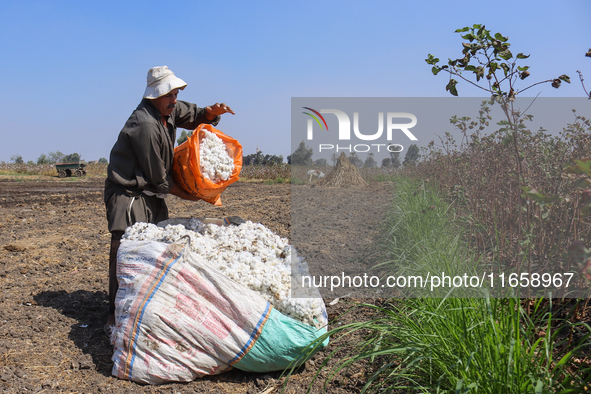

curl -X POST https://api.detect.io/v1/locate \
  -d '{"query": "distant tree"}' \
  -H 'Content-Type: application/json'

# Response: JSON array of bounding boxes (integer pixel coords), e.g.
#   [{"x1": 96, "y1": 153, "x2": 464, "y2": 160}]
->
[
  {"x1": 177, "y1": 130, "x2": 192, "y2": 145},
  {"x1": 286, "y1": 155, "x2": 291, "y2": 165},
  {"x1": 243, "y1": 151, "x2": 263, "y2": 165},
  {"x1": 243, "y1": 151, "x2": 283, "y2": 165},
  {"x1": 290, "y1": 141, "x2": 314, "y2": 165},
  {"x1": 381, "y1": 158, "x2": 392, "y2": 167},
  {"x1": 27, "y1": 160, "x2": 35, "y2": 165},
  {"x1": 315, "y1": 158, "x2": 328, "y2": 167},
  {"x1": 390, "y1": 152, "x2": 402, "y2": 168},
  {"x1": 331, "y1": 153, "x2": 338, "y2": 166},
  {"x1": 243, "y1": 154, "x2": 253, "y2": 166},
  {"x1": 403, "y1": 144, "x2": 421, "y2": 166},
  {"x1": 264, "y1": 154, "x2": 283, "y2": 165},
  {"x1": 98, "y1": 157, "x2": 108, "y2": 164},
  {"x1": 253, "y1": 151, "x2": 264, "y2": 165},
  {"x1": 37, "y1": 153, "x2": 52, "y2": 164},
  {"x1": 49, "y1": 151, "x2": 65, "y2": 163},
  {"x1": 63, "y1": 153, "x2": 81, "y2": 163},
  {"x1": 348, "y1": 152, "x2": 363, "y2": 168},
  {"x1": 388, "y1": 144, "x2": 402, "y2": 168},
  {"x1": 10, "y1": 154, "x2": 23, "y2": 164},
  {"x1": 364, "y1": 153, "x2": 377, "y2": 168}
]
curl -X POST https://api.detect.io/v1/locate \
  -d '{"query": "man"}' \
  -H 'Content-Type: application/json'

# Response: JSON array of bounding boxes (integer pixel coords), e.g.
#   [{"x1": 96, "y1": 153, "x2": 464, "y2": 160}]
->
[{"x1": 104, "y1": 66, "x2": 234, "y2": 332}]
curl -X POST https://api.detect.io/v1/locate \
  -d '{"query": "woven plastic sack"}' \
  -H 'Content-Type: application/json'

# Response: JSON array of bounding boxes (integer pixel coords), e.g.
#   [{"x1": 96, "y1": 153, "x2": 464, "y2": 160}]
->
[
  {"x1": 172, "y1": 124, "x2": 242, "y2": 206},
  {"x1": 111, "y1": 239, "x2": 328, "y2": 384}
]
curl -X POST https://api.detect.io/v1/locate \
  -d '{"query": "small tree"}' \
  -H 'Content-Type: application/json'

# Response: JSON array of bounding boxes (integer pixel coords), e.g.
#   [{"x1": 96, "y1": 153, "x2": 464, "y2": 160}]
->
[
  {"x1": 331, "y1": 153, "x2": 338, "y2": 166},
  {"x1": 49, "y1": 151, "x2": 65, "y2": 163},
  {"x1": 264, "y1": 154, "x2": 283, "y2": 165},
  {"x1": 348, "y1": 152, "x2": 363, "y2": 168},
  {"x1": 364, "y1": 152, "x2": 377, "y2": 168},
  {"x1": 63, "y1": 153, "x2": 81, "y2": 163},
  {"x1": 98, "y1": 157, "x2": 108, "y2": 164},
  {"x1": 290, "y1": 141, "x2": 314, "y2": 165},
  {"x1": 388, "y1": 144, "x2": 402, "y2": 168},
  {"x1": 403, "y1": 144, "x2": 420, "y2": 166},
  {"x1": 244, "y1": 151, "x2": 283, "y2": 165},
  {"x1": 37, "y1": 153, "x2": 52, "y2": 164},
  {"x1": 177, "y1": 130, "x2": 192, "y2": 145},
  {"x1": 425, "y1": 23, "x2": 569, "y2": 236},
  {"x1": 426, "y1": 24, "x2": 569, "y2": 98},
  {"x1": 315, "y1": 158, "x2": 328, "y2": 167},
  {"x1": 10, "y1": 154, "x2": 23, "y2": 164},
  {"x1": 382, "y1": 158, "x2": 392, "y2": 167}
]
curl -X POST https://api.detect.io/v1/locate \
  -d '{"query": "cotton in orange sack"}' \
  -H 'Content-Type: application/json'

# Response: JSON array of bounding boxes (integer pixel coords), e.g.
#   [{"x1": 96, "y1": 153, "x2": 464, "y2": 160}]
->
[{"x1": 172, "y1": 124, "x2": 242, "y2": 206}]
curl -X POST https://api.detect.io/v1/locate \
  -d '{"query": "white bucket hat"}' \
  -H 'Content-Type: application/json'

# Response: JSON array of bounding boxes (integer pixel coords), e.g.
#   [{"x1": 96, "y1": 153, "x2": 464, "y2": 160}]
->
[{"x1": 143, "y1": 66, "x2": 187, "y2": 99}]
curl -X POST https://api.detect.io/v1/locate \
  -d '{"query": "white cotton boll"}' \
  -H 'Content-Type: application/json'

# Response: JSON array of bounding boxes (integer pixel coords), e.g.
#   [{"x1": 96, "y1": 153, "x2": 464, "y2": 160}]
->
[
  {"x1": 199, "y1": 131, "x2": 235, "y2": 183},
  {"x1": 122, "y1": 220, "x2": 325, "y2": 328}
]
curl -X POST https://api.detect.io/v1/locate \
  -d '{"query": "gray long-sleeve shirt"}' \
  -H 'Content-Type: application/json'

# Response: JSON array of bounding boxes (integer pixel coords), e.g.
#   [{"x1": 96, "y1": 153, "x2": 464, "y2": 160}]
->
[{"x1": 106, "y1": 98, "x2": 219, "y2": 197}]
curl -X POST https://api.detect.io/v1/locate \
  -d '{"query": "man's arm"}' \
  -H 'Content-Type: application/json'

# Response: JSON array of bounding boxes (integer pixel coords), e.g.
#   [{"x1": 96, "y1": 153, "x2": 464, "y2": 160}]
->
[{"x1": 174, "y1": 101, "x2": 235, "y2": 129}]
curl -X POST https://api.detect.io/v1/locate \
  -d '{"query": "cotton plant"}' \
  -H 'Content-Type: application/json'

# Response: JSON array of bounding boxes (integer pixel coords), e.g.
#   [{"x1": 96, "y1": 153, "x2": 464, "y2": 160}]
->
[{"x1": 123, "y1": 220, "x2": 326, "y2": 328}]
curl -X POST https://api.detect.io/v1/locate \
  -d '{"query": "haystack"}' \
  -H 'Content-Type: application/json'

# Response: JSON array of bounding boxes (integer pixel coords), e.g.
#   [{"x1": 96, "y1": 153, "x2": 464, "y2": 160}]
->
[{"x1": 317, "y1": 152, "x2": 368, "y2": 187}]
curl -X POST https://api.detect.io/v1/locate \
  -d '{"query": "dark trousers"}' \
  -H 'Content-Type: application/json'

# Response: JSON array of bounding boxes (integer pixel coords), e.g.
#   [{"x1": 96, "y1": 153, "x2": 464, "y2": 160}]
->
[
  {"x1": 105, "y1": 184, "x2": 169, "y2": 316},
  {"x1": 108, "y1": 231, "x2": 125, "y2": 315}
]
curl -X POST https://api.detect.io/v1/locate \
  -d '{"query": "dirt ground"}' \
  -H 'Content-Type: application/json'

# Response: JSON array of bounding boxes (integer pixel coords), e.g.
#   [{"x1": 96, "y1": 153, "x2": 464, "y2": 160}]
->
[{"x1": 0, "y1": 175, "x2": 392, "y2": 393}]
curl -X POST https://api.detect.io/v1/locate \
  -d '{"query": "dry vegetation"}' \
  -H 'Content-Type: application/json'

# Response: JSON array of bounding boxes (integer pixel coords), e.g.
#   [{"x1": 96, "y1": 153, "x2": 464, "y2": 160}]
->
[{"x1": 411, "y1": 102, "x2": 591, "y2": 297}]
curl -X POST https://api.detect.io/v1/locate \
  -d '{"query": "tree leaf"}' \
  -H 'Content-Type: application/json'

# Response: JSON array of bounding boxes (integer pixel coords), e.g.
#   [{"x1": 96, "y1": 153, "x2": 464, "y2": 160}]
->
[
  {"x1": 446, "y1": 79, "x2": 458, "y2": 96},
  {"x1": 494, "y1": 32, "x2": 508, "y2": 42},
  {"x1": 502, "y1": 135, "x2": 513, "y2": 146},
  {"x1": 425, "y1": 54, "x2": 439, "y2": 65},
  {"x1": 520, "y1": 70, "x2": 530, "y2": 80},
  {"x1": 499, "y1": 50, "x2": 513, "y2": 60},
  {"x1": 500, "y1": 63, "x2": 510, "y2": 77},
  {"x1": 565, "y1": 159, "x2": 591, "y2": 176},
  {"x1": 521, "y1": 186, "x2": 559, "y2": 204},
  {"x1": 432, "y1": 66, "x2": 440, "y2": 75},
  {"x1": 461, "y1": 33, "x2": 475, "y2": 42},
  {"x1": 574, "y1": 178, "x2": 591, "y2": 189},
  {"x1": 516, "y1": 53, "x2": 530, "y2": 59},
  {"x1": 559, "y1": 74, "x2": 571, "y2": 83},
  {"x1": 455, "y1": 27, "x2": 470, "y2": 33}
]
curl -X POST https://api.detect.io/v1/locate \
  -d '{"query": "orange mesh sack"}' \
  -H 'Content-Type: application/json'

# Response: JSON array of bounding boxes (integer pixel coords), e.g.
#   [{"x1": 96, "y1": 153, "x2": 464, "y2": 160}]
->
[{"x1": 172, "y1": 124, "x2": 242, "y2": 206}]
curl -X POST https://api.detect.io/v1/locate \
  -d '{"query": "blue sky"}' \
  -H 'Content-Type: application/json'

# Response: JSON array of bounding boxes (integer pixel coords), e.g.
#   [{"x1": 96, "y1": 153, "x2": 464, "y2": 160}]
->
[{"x1": 1, "y1": 0, "x2": 589, "y2": 163}]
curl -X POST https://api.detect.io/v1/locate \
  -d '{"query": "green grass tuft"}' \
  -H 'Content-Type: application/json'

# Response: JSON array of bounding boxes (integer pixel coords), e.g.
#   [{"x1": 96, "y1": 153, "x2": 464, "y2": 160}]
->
[{"x1": 303, "y1": 177, "x2": 590, "y2": 393}]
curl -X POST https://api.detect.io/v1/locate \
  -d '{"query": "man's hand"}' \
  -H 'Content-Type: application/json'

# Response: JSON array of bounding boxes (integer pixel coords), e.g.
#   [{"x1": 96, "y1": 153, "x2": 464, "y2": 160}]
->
[{"x1": 205, "y1": 103, "x2": 235, "y2": 120}]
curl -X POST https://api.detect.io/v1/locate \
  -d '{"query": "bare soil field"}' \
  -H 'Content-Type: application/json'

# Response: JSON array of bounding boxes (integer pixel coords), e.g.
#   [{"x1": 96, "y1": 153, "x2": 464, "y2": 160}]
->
[{"x1": 0, "y1": 176, "x2": 392, "y2": 393}]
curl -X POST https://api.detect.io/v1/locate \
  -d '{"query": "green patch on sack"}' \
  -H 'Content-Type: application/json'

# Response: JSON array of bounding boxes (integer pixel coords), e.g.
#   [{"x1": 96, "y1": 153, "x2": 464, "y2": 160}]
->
[{"x1": 234, "y1": 308, "x2": 329, "y2": 373}]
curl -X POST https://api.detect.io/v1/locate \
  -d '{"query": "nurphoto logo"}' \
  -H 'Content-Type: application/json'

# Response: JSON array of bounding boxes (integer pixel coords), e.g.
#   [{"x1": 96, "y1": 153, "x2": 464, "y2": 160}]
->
[{"x1": 301, "y1": 107, "x2": 418, "y2": 154}]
